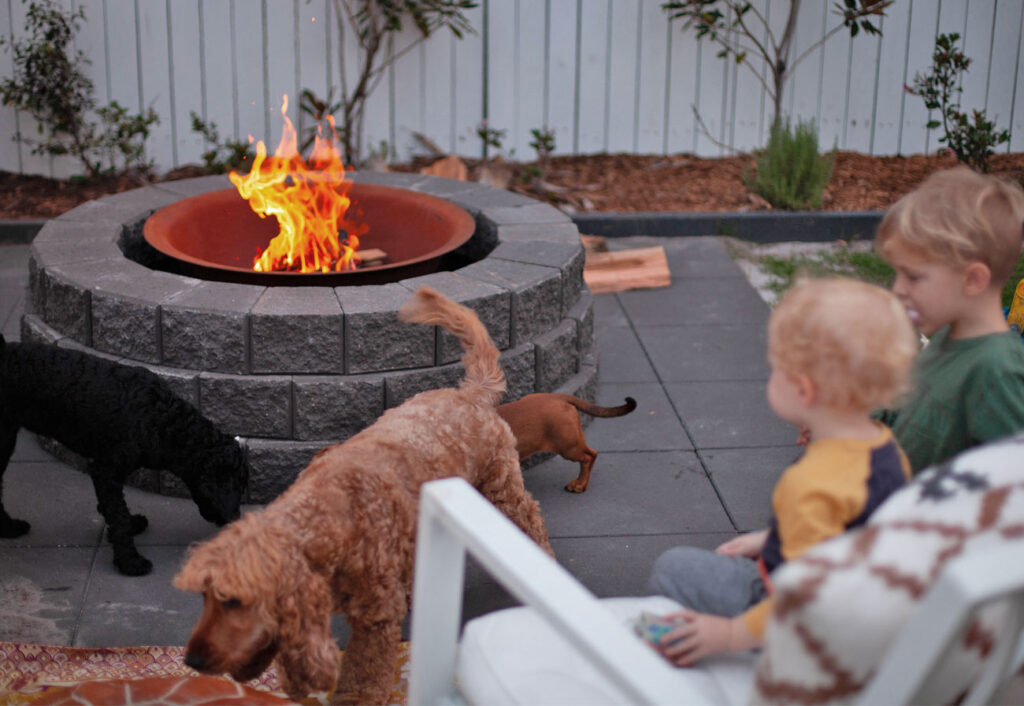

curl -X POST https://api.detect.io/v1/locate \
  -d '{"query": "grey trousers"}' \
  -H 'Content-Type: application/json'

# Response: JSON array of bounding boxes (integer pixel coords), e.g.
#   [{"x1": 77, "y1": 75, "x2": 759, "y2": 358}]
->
[{"x1": 646, "y1": 546, "x2": 769, "y2": 617}]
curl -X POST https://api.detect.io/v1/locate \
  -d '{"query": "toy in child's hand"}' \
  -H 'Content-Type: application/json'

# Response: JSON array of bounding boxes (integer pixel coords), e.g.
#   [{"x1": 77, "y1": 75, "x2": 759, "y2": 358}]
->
[{"x1": 633, "y1": 611, "x2": 687, "y2": 648}]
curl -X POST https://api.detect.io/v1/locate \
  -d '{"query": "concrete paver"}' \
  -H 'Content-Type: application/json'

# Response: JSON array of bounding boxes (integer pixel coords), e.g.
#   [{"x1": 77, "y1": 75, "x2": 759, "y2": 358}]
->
[{"x1": 0, "y1": 235, "x2": 797, "y2": 648}]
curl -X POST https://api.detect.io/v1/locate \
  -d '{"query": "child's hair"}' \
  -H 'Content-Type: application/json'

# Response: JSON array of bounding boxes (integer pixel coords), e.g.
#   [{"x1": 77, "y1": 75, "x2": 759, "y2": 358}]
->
[
  {"x1": 876, "y1": 166, "x2": 1024, "y2": 285},
  {"x1": 769, "y1": 277, "x2": 917, "y2": 411}
]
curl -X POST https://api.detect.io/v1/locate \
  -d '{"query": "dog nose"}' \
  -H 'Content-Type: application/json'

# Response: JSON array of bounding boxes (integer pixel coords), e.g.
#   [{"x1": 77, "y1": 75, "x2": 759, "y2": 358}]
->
[{"x1": 184, "y1": 651, "x2": 207, "y2": 671}]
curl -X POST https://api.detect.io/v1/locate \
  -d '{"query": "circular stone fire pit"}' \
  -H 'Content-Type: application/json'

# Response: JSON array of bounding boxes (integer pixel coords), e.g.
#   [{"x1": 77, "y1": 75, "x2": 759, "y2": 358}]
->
[
  {"x1": 24, "y1": 172, "x2": 595, "y2": 502},
  {"x1": 143, "y1": 183, "x2": 476, "y2": 286}
]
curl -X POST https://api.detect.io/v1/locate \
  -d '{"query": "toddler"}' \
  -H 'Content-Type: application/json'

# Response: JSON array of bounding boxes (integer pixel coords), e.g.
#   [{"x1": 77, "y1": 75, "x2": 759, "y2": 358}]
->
[{"x1": 647, "y1": 276, "x2": 917, "y2": 666}]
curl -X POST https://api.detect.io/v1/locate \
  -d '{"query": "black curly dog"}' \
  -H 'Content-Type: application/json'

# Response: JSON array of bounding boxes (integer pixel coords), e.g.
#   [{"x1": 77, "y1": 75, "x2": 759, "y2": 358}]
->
[{"x1": 0, "y1": 333, "x2": 249, "y2": 576}]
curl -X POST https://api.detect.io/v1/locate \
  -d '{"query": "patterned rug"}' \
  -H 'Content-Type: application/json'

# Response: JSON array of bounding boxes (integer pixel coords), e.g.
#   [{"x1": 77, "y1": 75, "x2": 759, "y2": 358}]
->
[{"x1": 0, "y1": 642, "x2": 410, "y2": 705}]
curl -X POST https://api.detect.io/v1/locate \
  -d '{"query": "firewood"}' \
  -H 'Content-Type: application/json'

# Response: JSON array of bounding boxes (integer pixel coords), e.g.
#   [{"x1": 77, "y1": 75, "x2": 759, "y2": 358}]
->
[
  {"x1": 358, "y1": 248, "x2": 388, "y2": 266},
  {"x1": 583, "y1": 246, "x2": 671, "y2": 294}
]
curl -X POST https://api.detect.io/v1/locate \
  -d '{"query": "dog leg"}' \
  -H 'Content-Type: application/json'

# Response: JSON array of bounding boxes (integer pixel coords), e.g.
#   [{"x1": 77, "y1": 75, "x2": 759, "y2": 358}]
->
[
  {"x1": 0, "y1": 423, "x2": 30, "y2": 538},
  {"x1": 564, "y1": 446, "x2": 598, "y2": 493},
  {"x1": 479, "y1": 452, "x2": 553, "y2": 556},
  {"x1": 89, "y1": 462, "x2": 152, "y2": 576},
  {"x1": 332, "y1": 617, "x2": 401, "y2": 705}
]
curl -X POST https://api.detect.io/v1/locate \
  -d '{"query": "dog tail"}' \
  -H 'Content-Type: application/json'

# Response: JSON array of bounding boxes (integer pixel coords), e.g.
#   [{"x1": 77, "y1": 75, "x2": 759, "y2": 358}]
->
[
  {"x1": 399, "y1": 286, "x2": 505, "y2": 405},
  {"x1": 564, "y1": 395, "x2": 637, "y2": 418}
]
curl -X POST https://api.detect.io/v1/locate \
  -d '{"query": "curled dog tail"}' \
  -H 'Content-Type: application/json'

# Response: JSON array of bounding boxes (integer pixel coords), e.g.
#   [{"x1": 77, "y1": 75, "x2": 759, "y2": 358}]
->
[
  {"x1": 398, "y1": 286, "x2": 505, "y2": 406},
  {"x1": 565, "y1": 395, "x2": 637, "y2": 418}
]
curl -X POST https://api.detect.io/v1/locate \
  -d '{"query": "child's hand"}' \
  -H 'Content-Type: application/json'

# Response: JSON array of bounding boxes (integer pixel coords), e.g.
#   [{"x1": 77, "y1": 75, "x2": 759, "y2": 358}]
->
[
  {"x1": 656, "y1": 611, "x2": 734, "y2": 667},
  {"x1": 796, "y1": 426, "x2": 811, "y2": 445},
  {"x1": 716, "y1": 529, "x2": 768, "y2": 558}
]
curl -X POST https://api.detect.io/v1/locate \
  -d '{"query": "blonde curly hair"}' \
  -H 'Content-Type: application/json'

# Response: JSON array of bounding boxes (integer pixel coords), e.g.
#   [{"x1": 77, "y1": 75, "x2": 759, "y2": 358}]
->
[
  {"x1": 769, "y1": 276, "x2": 918, "y2": 411},
  {"x1": 876, "y1": 166, "x2": 1024, "y2": 285}
]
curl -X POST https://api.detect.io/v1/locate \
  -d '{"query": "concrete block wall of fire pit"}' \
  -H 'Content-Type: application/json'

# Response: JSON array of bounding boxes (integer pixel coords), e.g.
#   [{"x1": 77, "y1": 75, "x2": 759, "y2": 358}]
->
[{"x1": 23, "y1": 173, "x2": 596, "y2": 502}]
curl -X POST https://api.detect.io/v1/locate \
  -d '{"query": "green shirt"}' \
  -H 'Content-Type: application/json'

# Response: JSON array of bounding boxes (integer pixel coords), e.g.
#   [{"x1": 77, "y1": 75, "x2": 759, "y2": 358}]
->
[{"x1": 878, "y1": 327, "x2": 1024, "y2": 473}]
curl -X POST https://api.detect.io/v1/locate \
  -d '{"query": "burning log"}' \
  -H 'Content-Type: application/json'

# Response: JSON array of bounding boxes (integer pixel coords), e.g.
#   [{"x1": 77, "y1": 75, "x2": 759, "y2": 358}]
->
[{"x1": 358, "y1": 248, "x2": 387, "y2": 266}]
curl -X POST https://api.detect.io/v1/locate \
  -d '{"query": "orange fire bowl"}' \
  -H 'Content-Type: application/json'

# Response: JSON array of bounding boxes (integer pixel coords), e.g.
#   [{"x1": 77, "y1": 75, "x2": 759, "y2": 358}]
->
[{"x1": 143, "y1": 183, "x2": 476, "y2": 286}]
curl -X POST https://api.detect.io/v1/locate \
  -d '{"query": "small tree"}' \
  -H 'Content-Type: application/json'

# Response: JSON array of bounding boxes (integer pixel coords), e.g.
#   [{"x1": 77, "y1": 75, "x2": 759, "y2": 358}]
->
[
  {"x1": 662, "y1": 0, "x2": 891, "y2": 132},
  {"x1": 0, "y1": 0, "x2": 159, "y2": 179},
  {"x1": 907, "y1": 33, "x2": 1010, "y2": 173},
  {"x1": 329, "y1": 0, "x2": 476, "y2": 165}
]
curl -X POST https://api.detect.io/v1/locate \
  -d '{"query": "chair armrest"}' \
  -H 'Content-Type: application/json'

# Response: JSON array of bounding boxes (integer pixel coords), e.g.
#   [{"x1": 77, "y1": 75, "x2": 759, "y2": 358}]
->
[{"x1": 409, "y1": 477, "x2": 703, "y2": 706}]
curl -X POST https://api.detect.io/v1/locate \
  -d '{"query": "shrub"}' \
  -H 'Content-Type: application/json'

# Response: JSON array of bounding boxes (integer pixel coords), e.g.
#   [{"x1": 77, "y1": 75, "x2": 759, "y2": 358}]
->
[
  {"x1": 0, "y1": 0, "x2": 158, "y2": 179},
  {"x1": 907, "y1": 33, "x2": 1010, "y2": 173},
  {"x1": 189, "y1": 112, "x2": 254, "y2": 173},
  {"x1": 748, "y1": 117, "x2": 835, "y2": 210}
]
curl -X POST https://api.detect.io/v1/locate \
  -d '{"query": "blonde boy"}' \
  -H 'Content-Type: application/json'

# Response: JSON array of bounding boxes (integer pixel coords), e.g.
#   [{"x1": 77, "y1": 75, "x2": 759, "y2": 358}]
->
[
  {"x1": 647, "y1": 277, "x2": 917, "y2": 666},
  {"x1": 875, "y1": 166, "x2": 1024, "y2": 473}
]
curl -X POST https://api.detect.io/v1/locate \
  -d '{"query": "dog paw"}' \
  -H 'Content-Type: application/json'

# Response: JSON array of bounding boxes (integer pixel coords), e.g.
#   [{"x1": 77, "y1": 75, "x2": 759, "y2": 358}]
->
[
  {"x1": 114, "y1": 553, "x2": 153, "y2": 576},
  {"x1": 563, "y1": 481, "x2": 588, "y2": 493},
  {"x1": 0, "y1": 517, "x2": 31, "y2": 538},
  {"x1": 128, "y1": 514, "x2": 149, "y2": 535}
]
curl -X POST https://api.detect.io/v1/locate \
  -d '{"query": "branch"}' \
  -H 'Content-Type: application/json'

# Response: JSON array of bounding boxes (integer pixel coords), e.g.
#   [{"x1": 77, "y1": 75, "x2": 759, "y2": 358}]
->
[
  {"x1": 691, "y1": 103, "x2": 749, "y2": 156},
  {"x1": 788, "y1": 21, "x2": 847, "y2": 75}
]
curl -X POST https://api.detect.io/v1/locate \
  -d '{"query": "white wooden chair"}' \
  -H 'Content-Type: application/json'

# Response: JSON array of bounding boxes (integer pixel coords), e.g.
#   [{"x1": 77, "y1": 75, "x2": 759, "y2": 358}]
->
[{"x1": 409, "y1": 477, "x2": 1024, "y2": 706}]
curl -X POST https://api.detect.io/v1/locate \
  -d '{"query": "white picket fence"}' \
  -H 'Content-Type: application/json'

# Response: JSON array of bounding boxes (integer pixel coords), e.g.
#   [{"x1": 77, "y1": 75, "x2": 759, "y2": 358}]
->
[{"x1": 2, "y1": 0, "x2": 1022, "y2": 179}]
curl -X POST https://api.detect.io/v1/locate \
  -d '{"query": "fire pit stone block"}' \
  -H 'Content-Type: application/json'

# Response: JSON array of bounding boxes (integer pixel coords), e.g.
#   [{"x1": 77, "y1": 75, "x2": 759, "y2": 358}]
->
[
  {"x1": 535, "y1": 319, "x2": 581, "y2": 393},
  {"x1": 338, "y1": 283, "x2": 436, "y2": 374},
  {"x1": 488, "y1": 240, "x2": 585, "y2": 317},
  {"x1": 449, "y1": 185, "x2": 541, "y2": 209},
  {"x1": 494, "y1": 222, "x2": 582, "y2": 247},
  {"x1": 153, "y1": 174, "x2": 232, "y2": 198},
  {"x1": 198, "y1": 373, "x2": 293, "y2": 438},
  {"x1": 398, "y1": 271, "x2": 512, "y2": 363},
  {"x1": 499, "y1": 342, "x2": 539, "y2": 403},
  {"x1": 292, "y1": 374, "x2": 385, "y2": 441},
  {"x1": 39, "y1": 265, "x2": 92, "y2": 344},
  {"x1": 161, "y1": 282, "x2": 264, "y2": 374},
  {"x1": 244, "y1": 439, "x2": 331, "y2": 503},
  {"x1": 459, "y1": 259, "x2": 563, "y2": 346},
  {"x1": 480, "y1": 203, "x2": 573, "y2": 226},
  {"x1": 250, "y1": 287, "x2": 345, "y2": 374},
  {"x1": 568, "y1": 291, "x2": 595, "y2": 359},
  {"x1": 383, "y1": 361, "x2": 467, "y2": 410},
  {"x1": 52, "y1": 186, "x2": 179, "y2": 227}
]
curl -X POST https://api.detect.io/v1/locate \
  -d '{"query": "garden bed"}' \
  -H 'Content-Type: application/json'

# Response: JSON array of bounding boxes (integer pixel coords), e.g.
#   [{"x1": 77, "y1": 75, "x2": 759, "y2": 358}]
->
[{"x1": 4, "y1": 151, "x2": 1024, "y2": 221}]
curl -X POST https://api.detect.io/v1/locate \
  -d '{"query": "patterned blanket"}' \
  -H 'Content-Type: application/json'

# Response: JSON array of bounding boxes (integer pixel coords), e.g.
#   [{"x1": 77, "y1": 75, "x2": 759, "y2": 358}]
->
[{"x1": 0, "y1": 642, "x2": 410, "y2": 705}]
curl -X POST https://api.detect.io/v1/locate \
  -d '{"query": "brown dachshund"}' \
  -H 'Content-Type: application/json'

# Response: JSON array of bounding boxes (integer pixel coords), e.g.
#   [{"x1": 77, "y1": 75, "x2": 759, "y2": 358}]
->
[
  {"x1": 498, "y1": 393, "x2": 636, "y2": 492},
  {"x1": 174, "y1": 288, "x2": 552, "y2": 705}
]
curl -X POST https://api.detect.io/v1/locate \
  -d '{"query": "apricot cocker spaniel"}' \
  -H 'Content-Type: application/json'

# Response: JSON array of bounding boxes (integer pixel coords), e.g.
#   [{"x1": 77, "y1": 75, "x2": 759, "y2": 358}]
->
[{"x1": 174, "y1": 286, "x2": 552, "y2": 705}]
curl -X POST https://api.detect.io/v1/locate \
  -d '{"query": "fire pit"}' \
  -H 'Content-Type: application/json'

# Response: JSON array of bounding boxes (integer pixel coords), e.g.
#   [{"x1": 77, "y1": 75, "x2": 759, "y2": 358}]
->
[
  {"x1": 143, "y1": 184, "x2": 476, "y2": 286},
  {"x1": 24, "y1": 172, "x2": 595, "y2": 502}
]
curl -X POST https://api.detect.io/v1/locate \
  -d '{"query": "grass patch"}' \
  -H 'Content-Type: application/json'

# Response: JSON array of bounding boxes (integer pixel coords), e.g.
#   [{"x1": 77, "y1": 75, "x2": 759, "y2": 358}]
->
[
  {"x1": 757, "y1": 245, "x2": 894, "y2": 298},
  {"x1": 754, "y1": 243, "x2": 1024, "y2": 310}
]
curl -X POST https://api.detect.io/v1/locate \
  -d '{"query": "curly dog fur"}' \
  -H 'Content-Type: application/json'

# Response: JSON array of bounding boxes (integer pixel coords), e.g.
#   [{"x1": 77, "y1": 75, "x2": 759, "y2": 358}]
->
[
  {"x1": 175, "y1": 287, "x2": 552, "y2": 705},
  {"x1": 0, "y1": 334, "x2": 249, "y2": 576}
]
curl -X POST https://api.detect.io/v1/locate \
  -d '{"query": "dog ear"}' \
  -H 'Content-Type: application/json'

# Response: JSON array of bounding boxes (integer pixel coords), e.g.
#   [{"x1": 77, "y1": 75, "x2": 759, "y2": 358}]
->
[{"x1": 274, "y1": 563, "x2": 338, "y2": 698}]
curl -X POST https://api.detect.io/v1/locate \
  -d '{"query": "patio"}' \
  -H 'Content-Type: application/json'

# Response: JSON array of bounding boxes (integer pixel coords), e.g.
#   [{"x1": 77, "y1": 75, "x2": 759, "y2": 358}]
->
[{"x1": 0, "y1": 233, "x2": 795, "y2": 648}]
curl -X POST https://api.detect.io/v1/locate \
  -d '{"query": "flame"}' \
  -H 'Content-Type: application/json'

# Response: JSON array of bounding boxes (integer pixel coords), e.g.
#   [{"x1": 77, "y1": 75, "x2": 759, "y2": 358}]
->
[{"x1": 229, "y1": 95, "x2": 368, "y2": 273}]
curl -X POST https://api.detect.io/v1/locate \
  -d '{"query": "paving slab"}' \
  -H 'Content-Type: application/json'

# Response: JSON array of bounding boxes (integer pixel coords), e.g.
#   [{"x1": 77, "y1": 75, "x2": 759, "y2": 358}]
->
[
  {"x1": 76, "y1": 545, "x2": 203, "y2": 647},
  {"x1": 665, "y1": 380, "x2": 797, "y2": 448},
  {"x1": 593, "y1": 321, "x2": 659, "y2": 383},
  {"x1": 525, "y1": 451, "x2": 733, "y2": 536},
  {"x1": 618, "y1": 276, "x2": 770, "y2": 326},
  {"x1": 0, "y1": 548, "x2": 94, "y2": 644},
  {"x1": 581, "y1": 381, "x2": 692, "y2": 452},
  {"x1": 0, "y1": 462, "x2": 104, "y2": 547},
  {"x1": 639, "y1": 323, "x2": 770, "y2": 382},
  {"x1": 702, "y1": 446, "x2": 802, "y2": 531}
]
